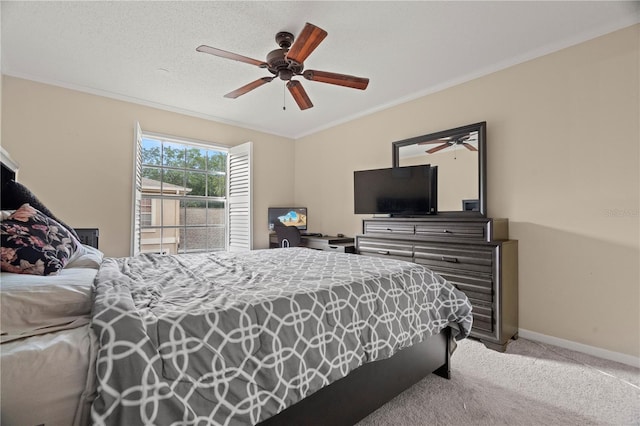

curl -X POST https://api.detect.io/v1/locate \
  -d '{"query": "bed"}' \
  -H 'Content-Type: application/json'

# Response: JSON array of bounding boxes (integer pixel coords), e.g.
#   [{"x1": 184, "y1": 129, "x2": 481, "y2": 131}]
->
[
  {"x1": 0, "y1": 148, "x2": 473, "y2": 426},
  {"x1": 1, "y1": 237, "x2": 103, "y2": 425}
]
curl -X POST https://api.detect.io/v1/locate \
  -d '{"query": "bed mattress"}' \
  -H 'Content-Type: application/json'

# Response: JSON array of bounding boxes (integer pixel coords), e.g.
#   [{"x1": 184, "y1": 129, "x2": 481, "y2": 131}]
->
[
  {"x1": 91, "y1": 248, "x2": 472, "y2": 425},
  {"x1": 1, "y1": 324, "x2": 98, "y2": 426},
  {"x1": 1, "y1": 247, "x2": 102, "y2": 426}
]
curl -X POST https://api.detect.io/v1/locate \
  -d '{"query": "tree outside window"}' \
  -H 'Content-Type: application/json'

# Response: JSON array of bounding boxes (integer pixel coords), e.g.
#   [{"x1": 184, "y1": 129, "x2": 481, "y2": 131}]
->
[{"x1": 138, "y1": 136, "x2": 227, "y2": 254}]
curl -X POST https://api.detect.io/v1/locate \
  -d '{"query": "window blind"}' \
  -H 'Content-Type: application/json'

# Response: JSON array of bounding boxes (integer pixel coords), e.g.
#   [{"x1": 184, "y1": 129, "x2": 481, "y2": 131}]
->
[{"x1": 227, "y1": 142, "x2": 252, "y2": 251}]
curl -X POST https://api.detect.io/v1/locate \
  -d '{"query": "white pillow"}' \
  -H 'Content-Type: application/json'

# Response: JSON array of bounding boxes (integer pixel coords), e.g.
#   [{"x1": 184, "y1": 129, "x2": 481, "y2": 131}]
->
[
  {"x1": 0, "y1": 268, "x2": 96, "y2": 342},
  {"x1": 65, "y1": 243, "x2": 104, "y2": 269}
]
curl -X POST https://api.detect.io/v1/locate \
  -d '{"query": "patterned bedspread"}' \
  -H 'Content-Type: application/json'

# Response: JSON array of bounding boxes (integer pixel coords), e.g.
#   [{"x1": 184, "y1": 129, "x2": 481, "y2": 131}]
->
[{"x1": 91, "y1": 248, "x2": 472, "y2": 426}]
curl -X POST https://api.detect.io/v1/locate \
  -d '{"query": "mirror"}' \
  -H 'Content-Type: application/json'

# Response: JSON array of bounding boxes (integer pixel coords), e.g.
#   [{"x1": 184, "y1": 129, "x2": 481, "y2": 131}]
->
[{"x1": 392, "y1": 121, "x2": 486, "y2": 216}]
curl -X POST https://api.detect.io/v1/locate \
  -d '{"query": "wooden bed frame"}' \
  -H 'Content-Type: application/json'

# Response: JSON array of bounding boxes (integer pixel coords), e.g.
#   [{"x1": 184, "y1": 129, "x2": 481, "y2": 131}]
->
[
  {"x1": 259, "y1": 328, "x2": 452, "y2": 426},
  {"x1": 1, "y1": 148, "x2": 453, "y2": 425}
]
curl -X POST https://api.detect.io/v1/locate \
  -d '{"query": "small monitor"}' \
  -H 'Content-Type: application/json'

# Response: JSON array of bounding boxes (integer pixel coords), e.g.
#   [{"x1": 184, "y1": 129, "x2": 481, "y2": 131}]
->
[{"x1": 268, "y1": 207, "x2": 308, "y2": 231}]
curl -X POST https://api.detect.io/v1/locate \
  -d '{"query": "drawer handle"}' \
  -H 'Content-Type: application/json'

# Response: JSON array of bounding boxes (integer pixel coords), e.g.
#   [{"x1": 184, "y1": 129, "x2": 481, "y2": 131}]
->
[
  {"x1": 377, "y1": 250, "x2": 390, "y2": 255},
  {"x1": 386, "y1": 228, "x2": 393, "y2": 231},
  {"x1": 443, "y1": 229, "x2": 451, "y2": 233},
  {"x1": 441, "y1": 256, "x2": 458, "y2": 263}
]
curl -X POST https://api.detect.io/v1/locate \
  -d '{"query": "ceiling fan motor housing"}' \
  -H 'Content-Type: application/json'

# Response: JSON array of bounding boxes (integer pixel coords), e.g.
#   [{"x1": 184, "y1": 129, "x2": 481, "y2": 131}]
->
[{"x1": 266, "y1": 47, "x2": 303, "y2": 80}]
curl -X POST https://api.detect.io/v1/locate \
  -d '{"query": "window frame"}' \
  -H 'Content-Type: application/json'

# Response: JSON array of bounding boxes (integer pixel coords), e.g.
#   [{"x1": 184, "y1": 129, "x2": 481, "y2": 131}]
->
[{"x1": 132, "y1": 127, "x2": 231, "y2": 255}]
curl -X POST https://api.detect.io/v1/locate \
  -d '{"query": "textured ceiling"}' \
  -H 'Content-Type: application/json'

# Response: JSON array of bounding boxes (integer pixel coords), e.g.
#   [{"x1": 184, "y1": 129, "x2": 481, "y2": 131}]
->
[{"x1": 2, "y1": 1, "x2": 638, "y2": 139}]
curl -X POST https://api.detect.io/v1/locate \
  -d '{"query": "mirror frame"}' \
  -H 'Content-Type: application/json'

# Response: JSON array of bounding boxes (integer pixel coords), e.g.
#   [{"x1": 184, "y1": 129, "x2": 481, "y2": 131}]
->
[{"x1": 392, "y1": 121, "x2": 487, "y2": 217}]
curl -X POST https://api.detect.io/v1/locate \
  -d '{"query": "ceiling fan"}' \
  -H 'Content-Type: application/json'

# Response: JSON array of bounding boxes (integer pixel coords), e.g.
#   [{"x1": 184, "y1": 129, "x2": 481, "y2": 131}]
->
[
  {"x1": 418, "y1": 132, "x2": 478, "y2": 154},
  {"x1": 196, "y1": 22, "x2": 369, "y2": 110}
]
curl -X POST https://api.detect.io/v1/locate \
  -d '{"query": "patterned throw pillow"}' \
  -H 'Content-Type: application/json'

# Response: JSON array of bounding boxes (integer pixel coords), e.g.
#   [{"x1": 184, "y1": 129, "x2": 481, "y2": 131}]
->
[{"x1": 1, "y1": 203, "x2": 79, "y2": 276}]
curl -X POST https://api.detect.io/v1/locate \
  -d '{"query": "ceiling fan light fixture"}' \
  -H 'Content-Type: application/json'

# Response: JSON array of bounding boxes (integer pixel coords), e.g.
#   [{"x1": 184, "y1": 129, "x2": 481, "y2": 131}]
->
[{"x1": 278, "y1": 69, "x2": 294, "y2": 81}]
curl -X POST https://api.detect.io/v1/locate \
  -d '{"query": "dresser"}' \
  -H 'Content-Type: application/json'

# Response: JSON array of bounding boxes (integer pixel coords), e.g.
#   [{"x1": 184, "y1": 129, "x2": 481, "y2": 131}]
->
[{"x1": 356, "y1": 217, "x2": 518, "y2": 351}]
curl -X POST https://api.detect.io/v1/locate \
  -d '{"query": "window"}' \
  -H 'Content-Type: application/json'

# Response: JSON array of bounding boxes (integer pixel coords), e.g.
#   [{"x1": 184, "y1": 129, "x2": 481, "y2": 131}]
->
[
  {"x1": 133, "y1": 128, "x2": 230, "y2": 255},
  {"x1": 140, "y1": 198, "x2": 152, "y2": 226}
]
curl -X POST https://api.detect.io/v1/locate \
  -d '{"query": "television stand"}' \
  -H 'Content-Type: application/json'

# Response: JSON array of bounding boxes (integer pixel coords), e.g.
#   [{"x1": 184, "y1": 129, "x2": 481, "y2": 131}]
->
[{"x1": 269, "y1": 234, "x2": 356, "y2": 253}]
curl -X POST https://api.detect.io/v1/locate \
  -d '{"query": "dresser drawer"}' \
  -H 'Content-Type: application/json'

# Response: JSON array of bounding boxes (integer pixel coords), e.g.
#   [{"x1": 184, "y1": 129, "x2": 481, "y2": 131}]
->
[
  {"x1": 470, "y1": 301, "x2": 493, "y2": 319},
  {"x1": 454, "y1": 296, "x2": 492, "y2": 333},
  {"x1": 364, "y1": 221, "x2": 415, "y2": 235},
  {"x1": 415, "y1": 221, "x2": 486, "y2": 241},
  {"x1": 429, "y1": 268, "x2": 493, "y2": 302},
  {"x1": 472, "y1": 312, "x2": 493, "y2": 333},
  {"x1": 414, "y1": 243, "x2": 493, "y2": 274},
  {"x1": 356, "y1": 237, "x2": 413, "y2": 260}
]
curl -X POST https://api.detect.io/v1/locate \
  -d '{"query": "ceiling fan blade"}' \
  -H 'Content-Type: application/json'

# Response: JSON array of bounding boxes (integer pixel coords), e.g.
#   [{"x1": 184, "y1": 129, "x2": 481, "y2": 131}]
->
[
  {"x1": 286, "y1": 23, "x2": 328, "y2": 64},
  {"x1": 224, "y1": 77, "x2": 274, "y2": 99},
  {"x1": 196, "y1": 45, "x2": 268, "y2": 68},
  {"x1": 426, "y1": 143, "x2": 450, "y2": 154},
  {"x1": 463, "y1": 143, "x2": 478, "y2": 152},
  {"x1": 302, "y1": 70, "x2": 369, "y2": 90},
  {"x1": 287, "y1": 80, "x2": 313, "y2": 110}
]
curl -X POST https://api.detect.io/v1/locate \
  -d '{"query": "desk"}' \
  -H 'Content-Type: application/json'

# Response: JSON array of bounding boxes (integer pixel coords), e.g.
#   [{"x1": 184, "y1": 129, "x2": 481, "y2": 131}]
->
[{"x1": 269, "y1": 234, "x2": 356, "y2": 253}]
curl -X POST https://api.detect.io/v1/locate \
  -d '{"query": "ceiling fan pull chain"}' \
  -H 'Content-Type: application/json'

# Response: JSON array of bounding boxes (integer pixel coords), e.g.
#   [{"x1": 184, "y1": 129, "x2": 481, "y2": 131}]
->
[{"x1": 283, "y1": 83, "x2": 286, "y2": 110}]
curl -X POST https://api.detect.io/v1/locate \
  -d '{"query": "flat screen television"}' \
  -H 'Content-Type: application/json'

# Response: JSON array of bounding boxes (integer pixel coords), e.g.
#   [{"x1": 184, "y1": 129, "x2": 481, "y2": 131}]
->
[
  {"x1": 354, "y1": 165, "x2": 438, "y2": 215},
  {"x1": 268, "y1": 207, "x2": 308, "y2": 231}
]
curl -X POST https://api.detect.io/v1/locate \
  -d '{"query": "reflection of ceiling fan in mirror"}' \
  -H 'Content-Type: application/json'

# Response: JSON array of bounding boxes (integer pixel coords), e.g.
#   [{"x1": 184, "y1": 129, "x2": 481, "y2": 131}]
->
[
  {"x1": 196, "y1": 23, "x2": 369, "y2": 110},
  {"x1": 418, "y1": 131, "x2": 479, "y2": 154}
]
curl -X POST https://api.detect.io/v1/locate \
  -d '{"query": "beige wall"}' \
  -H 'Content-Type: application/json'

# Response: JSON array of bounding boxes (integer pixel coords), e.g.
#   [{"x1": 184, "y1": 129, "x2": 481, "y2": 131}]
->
[
  {"x1": 294, "y1": 25, "x2": 639, "y2": 358},
  {"x1": 1, "y1": 77, "x2": 295, "y2": 255},
  {"x1": 1, "y1": 25, "x2": 637, "y2": 359}
]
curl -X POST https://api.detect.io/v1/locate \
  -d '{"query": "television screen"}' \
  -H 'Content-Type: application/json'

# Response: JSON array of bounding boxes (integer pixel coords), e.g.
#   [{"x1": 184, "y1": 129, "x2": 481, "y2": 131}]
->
[
  {"x1": 268, "y1": 207, "x2": 308, "y2": 231},
  {"x1": 354, "y1": 165, "x2": 437, "y2": 215}
]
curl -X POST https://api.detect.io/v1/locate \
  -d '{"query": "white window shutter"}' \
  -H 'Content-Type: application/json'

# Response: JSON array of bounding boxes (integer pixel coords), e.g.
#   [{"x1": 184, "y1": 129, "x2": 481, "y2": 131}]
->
[
  {"x1": 131, "y1": 122, "x2": 143, "y2": 256},
  {"x1": 227, "y1": 142, "x2": 253, "y2": 251}
]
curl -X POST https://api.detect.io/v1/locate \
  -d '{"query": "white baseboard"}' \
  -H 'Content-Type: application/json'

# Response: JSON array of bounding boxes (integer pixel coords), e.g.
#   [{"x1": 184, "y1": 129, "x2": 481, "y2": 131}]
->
[{"x1": 518, "y1": 329, "x2": 640, "y2": 368}]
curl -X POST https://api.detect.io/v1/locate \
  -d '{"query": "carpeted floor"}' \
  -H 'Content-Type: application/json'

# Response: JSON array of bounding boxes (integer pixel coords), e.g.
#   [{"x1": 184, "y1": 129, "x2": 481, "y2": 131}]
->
[{"x1": 358, "y1": 337, "x2": 640, "y2": 425}]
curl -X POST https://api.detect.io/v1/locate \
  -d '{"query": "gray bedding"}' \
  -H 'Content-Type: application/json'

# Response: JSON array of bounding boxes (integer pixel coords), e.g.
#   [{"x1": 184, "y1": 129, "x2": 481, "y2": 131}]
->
[{"x1": 91, "y1": 248, "x2": 472, "y2": 425}]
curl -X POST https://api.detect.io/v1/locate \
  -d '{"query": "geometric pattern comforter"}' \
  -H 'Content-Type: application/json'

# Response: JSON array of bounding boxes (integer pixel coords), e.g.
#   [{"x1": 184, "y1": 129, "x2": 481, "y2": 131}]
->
[{"x1": 90, "y1": 248, "x2": 472, "y2": 426}]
